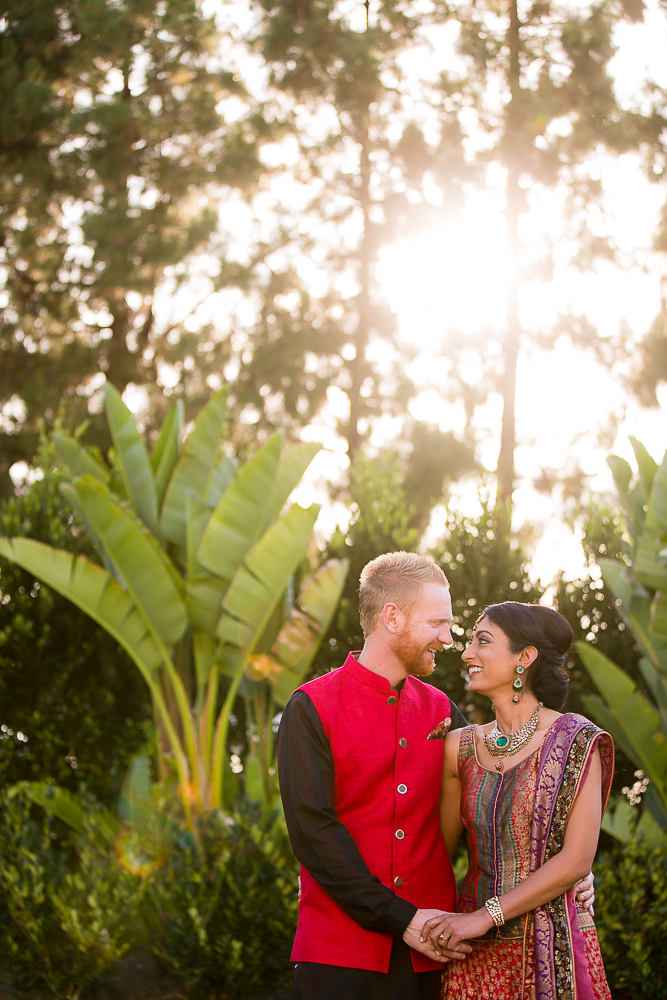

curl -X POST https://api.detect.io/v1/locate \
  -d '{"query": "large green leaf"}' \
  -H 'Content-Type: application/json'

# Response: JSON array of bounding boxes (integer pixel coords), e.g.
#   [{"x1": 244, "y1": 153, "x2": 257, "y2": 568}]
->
[
  {"x1": 651, "y1": 589, "x2": 667, "y2": 642},
  {"x1": 635, "y1": 512, "x2": 666, "y2": 591},
  {"x1": 599, "y1": 558, "x2": 663, "y2": 670},
  {"x1": 16, "y1": 782, "x2": 119, "y2": 848},
  {"x1": 0, "y1": 538, "x2": 162, "y2": 680},
  {"x1": 608, "y1": 453, "x2": 648, "y2": 544},
  {"x1": 105, "y1": 383, "x2": 159, "y2": 535},
  {"x1": 160, "y1": 388, "x2": 229, "y2": 548},
  {"x1": 300, "y1": 558, "x2": 349, "y2": 627},
  {"x1": 634, "y1": 453, "x2": 667, "y2": 591},
  {"x1": 243, "y1": 753, "x2": 266, "y2": 804},
  {"x1": 638, "y1": 656, "x2": 667, "y2": 740},
  {"x1": 630, "y1": 437, "x2": 659, "y2": 503},
  {"x1": 580, "y1": 692, "x2": 667, "y2": 829},
  {"x1": 259, "y1": 441, "x2": 322, "y2": 534},
  {"x1": 197, "y1": 432, "x2": 283, "y2": 583},
  {"x1": 635, "y1": 806, "x2": 667, "y2": 846},
  {"x1": 270, "y1": 558, "x2": 349, "y2": 707},
  {"x1": 185, "y1": 492, "x2": 227, "y2": 635},
  {"x1": 581, "y1": 694, "x2": 637, "y2": 766},
  {"x1": 651, "y1": 451, "x2": 667, "y2": 535},
  {"x1": 578, "y1": 642, "x2": 667, "y2": 789},
  {"x1": 607, "y1": 454, "x2": 632, "y2": 498},
  {"x1": 60, "y1": 482, "x2": 119, "y2": 580},
  {"x1": 72, "y1": 478, "x2": 187, "y2": 648},
  {"x1": 185, "y1": 492, "x2": 212, "y2": 580},
  {"x1": 151, "y1": 400, "x2": 183, "y2": 509},
  {"x1": 217, "y1": 504, "x2": 320, "y2": 655},
  {"x1": 186, "y1": 575, "x2": 227, "y2": 636},
  {"x1": 600, "y1": 796, "x2": 636, "y2": 843},
  {"x1": 204, "y1": 456, "x2": 237, "y2": 508},
  {"x1": 53, "y1": 432, "x2": 110, "y2": 484}
]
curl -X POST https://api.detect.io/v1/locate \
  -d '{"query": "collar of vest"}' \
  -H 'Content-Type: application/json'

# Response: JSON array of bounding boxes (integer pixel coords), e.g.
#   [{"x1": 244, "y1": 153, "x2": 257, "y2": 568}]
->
[{"x1": 343, "y1": 652, "x2": 409, "y2": 693}]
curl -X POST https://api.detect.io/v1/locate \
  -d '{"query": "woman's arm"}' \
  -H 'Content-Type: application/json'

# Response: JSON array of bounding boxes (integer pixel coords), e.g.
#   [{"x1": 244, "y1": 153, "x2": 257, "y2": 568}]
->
[
  {"x1": 440, "y1": 729, "x2": 464, "y2": 859},
  {"x1": 423, "y1": 748, "x2": 603, "y2": 953}
]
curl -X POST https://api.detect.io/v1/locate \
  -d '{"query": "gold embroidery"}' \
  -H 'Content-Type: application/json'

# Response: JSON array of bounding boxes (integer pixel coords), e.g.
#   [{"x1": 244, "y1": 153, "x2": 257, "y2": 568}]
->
[{"x1": 440, "y1": 937, "x2": 536, "y2": 999}]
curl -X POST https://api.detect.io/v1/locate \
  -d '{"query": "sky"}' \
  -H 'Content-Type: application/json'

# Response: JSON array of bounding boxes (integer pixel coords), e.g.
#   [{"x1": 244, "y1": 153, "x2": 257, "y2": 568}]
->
[
  {"x1": 293, "y1": 0, "x2": 667, "y2": 587},
  {"x1": 11, "y1": 0, "x2": 665, "y2": 592}
]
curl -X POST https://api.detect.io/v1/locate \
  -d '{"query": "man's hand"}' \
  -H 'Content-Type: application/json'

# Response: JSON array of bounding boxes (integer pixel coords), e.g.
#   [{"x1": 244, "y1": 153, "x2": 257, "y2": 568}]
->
[
  {"x1": 421, "y1": 908, "x2": 492, "y2": 956},
  {"x1": 403, "y1": 910, "x2": 471, "y2": 962},
  {"x1": 575, "y1": 871, "x2": 595, "y2": 915}
]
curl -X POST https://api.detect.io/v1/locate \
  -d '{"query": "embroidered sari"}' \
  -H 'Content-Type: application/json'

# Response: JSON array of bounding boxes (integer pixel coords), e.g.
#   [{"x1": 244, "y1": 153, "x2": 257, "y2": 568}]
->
[{"x1": 440, "y1": 713, "x2": 614, "y2": 1000}]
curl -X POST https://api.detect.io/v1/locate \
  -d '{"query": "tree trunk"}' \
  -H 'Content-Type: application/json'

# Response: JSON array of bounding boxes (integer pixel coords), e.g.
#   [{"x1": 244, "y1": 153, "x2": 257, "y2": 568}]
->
[
  {"x1": 497, "y1": 0, "x2": 522, "y2": 505},
  {"x1": 346, "y1": 114, "x2": 372, "y2": 459}
]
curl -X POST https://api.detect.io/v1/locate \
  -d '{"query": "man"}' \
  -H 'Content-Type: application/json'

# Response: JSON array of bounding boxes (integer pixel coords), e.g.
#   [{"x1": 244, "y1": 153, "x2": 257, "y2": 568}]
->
[{"x1": 277, "y1": 552, "x2": 592, "y2": 1000}]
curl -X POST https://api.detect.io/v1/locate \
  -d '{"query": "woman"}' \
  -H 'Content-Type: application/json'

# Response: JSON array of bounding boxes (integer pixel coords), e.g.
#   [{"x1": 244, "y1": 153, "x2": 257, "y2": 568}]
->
[{"x1": 422, "y1": 602, "x2": 613, "y2": 1000}]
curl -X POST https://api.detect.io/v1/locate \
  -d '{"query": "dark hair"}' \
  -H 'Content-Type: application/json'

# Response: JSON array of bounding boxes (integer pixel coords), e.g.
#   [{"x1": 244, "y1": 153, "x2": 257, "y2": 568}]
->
[{"x1": 480, "y1": 602, "x2": 572, "y2": 711}]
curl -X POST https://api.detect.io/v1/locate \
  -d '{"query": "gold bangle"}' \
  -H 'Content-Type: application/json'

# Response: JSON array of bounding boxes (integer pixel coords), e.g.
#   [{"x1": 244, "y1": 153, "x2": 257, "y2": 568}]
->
[{"x1": 485, "y1": 896, "x2": 505, "y2": 927}]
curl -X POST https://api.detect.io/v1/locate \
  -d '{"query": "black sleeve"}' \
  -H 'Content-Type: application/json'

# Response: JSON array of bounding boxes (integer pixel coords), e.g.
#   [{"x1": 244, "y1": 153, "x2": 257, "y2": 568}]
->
[
  {"x1": 277, "y1": 690, "x2": 417, "y2": 937},
  {"x1": 450, "y1": 700, "x2": 468, "y2": 730}
]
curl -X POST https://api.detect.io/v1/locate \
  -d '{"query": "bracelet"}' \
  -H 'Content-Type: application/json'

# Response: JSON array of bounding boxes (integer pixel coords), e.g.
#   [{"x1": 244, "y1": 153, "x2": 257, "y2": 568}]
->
[{"x1": 485, "y1": 896, "x2": 505, "y2": 927}]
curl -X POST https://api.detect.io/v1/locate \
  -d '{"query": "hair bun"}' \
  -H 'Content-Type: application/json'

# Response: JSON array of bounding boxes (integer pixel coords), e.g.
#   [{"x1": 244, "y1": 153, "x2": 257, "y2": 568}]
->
[{"x1": 481, "y1": 602, "x2": 572, "y2": 711}]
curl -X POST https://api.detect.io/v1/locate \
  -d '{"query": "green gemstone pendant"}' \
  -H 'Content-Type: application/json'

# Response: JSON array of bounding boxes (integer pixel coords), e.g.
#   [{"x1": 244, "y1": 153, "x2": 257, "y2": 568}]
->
[{"x1": 495, "y1": 735, "x2": 510, "y2": 749}]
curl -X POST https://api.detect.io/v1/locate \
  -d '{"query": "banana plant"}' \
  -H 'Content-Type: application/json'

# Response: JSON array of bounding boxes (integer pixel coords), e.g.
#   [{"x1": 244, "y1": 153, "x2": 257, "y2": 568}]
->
[
  {"x1": 578, "y1": 436, "x2": 667, "y2": 838},
  {"x1": 0, "y1": 384, "x2": 348, "y2": 824}
]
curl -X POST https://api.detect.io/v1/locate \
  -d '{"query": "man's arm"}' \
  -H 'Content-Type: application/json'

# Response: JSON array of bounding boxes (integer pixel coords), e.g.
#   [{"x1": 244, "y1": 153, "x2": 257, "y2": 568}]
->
[{"x1": 277, "y1": 690, "x2": 417, "y2": 937}]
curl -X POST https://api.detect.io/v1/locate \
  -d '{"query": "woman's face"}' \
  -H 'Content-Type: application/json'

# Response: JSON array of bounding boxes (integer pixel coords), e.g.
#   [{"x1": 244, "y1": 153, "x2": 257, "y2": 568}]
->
[{"x1": 462, "y1": 616, "x2": 525, "y2": 697}]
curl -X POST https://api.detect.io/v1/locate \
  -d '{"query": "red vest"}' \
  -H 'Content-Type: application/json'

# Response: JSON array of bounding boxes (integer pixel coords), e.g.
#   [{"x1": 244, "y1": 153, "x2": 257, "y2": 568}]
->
[{"x1": 291, "y1": 654, "x2": 457, "y2": 973}]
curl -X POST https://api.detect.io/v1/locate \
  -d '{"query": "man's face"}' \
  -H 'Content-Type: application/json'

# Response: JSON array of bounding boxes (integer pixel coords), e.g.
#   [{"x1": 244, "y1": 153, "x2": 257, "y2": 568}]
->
[{"x1": 390, "y1": 583, "x2": 453, "y2": 677}]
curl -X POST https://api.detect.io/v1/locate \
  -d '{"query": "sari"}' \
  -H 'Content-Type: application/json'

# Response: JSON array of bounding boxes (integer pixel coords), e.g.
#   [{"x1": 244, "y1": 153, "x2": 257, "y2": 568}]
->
[{"x1": 440, "y1": 713, "x2": 614, "y2": 1000}]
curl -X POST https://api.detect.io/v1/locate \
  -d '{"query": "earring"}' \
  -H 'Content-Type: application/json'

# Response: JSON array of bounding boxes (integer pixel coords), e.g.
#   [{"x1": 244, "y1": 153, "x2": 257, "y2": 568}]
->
[{"x1": 512, "y1": 665, "x2": 524, "y2": 703}]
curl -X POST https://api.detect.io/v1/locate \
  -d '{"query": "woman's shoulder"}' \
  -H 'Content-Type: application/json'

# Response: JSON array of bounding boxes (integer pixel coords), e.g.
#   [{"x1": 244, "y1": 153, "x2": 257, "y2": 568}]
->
[
  {"x1": 444, "y1": 725, "x2": 475, "y2": 769},
  {"x1": 541, "y1": 713, "x2": 613, "y2": 761},
  {"x1": 551, "y1": 711, "x2": 605, "y2": 734}
]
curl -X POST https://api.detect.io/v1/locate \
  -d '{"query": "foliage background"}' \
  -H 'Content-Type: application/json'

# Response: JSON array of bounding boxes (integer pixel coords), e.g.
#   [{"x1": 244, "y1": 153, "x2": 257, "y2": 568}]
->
[
  {"x1": 0, "y1": 435, "x2": 151, "y2": 804},
  {"x1": 1, "y1": 0, "x2": 667, "y2": 995}
]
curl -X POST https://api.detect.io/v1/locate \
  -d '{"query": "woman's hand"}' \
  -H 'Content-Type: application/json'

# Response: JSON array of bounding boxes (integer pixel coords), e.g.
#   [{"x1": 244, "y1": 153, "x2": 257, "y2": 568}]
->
[
  {"x1": 420, "y1": 908, "x2": 494, "y2": 957},
  {"x1": 574, "y1": 871, "x2": 595, "y2": 914}
]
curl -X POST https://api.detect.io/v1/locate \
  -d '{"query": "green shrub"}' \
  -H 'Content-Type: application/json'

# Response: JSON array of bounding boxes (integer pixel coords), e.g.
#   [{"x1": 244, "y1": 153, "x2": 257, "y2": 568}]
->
[
  {"x1": 0, "y1": 433, "x2": 152, "y2": 803},
  {"x1": 0, "y1": 788, "x2": 145, "y2": 999},
  {"x1": 595, "y1": 839, "x2": 667, "y2": 999},
  {"x1": 0, "y1": 786, "x2": 298, "y2": 999},
  {"x1": 149, "y1": 806, "x2": 298, "y2": 999}
]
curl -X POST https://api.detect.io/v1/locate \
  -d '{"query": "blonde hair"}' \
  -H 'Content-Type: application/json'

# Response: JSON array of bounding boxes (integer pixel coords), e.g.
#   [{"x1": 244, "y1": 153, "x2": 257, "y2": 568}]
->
[{"x1": 359, "y1": 551, "x2": 449, "y2": 637}]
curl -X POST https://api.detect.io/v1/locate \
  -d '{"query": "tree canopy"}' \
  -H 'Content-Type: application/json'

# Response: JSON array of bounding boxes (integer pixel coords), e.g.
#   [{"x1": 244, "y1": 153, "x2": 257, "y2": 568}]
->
[{"x1": 0, "y1": 0, "x2": 267, "y2": 488}]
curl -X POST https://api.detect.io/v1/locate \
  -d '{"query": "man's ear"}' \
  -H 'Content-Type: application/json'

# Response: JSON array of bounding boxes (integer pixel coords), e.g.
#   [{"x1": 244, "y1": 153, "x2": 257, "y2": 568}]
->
[{"x1": 383, "y1": 602, "x2": 402, "y2": 633}]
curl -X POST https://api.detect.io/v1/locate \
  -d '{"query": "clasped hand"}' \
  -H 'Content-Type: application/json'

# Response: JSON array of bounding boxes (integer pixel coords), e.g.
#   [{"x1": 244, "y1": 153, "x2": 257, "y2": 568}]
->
[
  {"x1": 419, "y1": 909, "x2": 492, "y2": 957},
  {"x1": 418, "y1": 871, "x2": 596, "y2": 958},
  {"x1": 402, "y1": 909, "x2": 472, "y2": 963}
]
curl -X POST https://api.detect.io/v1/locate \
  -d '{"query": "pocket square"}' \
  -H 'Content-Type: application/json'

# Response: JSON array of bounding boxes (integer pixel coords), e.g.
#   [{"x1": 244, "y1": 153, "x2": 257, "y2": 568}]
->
[{"x1": 427, "y1": 717, "x2": 451, "y2": 740}]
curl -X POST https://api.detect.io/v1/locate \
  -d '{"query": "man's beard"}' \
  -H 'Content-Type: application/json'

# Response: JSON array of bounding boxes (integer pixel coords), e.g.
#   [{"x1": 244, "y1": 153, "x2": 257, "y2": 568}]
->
[{"x1": 391, "y1": 632, "x2": 435, "y2": 677}]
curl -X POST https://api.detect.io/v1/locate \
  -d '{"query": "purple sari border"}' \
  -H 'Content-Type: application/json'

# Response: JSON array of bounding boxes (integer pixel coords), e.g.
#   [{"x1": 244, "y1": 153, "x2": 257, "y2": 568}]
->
[{"x1": 530, "y1": 714, "x2": 614, "y2": 1000}]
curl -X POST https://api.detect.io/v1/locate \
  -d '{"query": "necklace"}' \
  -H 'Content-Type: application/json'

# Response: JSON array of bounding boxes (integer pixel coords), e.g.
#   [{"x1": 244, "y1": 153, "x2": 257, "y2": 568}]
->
[{"x1": 483, "y1": 702, "x2": 543, "y2": 772}]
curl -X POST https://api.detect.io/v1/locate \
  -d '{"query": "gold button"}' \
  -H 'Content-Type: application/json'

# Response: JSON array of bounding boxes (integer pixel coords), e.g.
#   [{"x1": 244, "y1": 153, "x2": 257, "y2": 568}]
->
[
  {"x1": 399, "y1": 738, "x2": 407, "y2": 748},
  {"x1": 394, "y1": 876, "x2": 403, "y2": 887},
  {"x1": 395, "y1": 829, "x2": 405, "y2": 840},
  {"x1": 397, "y1": 783, "x2": 407, "y2": 794},
  {"x1": 387, "y1": 695, "x2": 398, "y2": 705}
]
